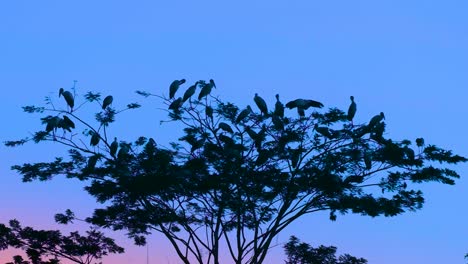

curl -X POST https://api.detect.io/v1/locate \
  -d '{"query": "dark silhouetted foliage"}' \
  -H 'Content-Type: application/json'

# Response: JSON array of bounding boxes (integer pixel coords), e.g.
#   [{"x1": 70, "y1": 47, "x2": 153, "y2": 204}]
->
[
  {"x1": 0, "y1": 219, "x2": 123, "y2": 264},
  {"x1": 284, "y1": 236, "x2": 367, "y2": 264},
  {"x1": 5, "y1": 80, "x2": 466, "y2": 264}
]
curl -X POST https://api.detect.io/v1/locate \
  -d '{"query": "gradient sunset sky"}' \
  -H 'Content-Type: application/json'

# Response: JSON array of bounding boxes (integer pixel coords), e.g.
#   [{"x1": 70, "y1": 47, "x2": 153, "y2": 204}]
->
[{"x1": 1, "y1": 1, "x2": 468, "y2": 263}]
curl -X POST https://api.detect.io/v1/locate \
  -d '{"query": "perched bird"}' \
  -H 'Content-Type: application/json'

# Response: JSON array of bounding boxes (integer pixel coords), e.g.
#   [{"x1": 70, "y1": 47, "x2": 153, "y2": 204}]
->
[
  {"x1": 59, "y1": 88, "x2": 75, "y2": 111},
  {"x1": 58, "y1": 116, "x2": 75, "y2": 132},
  {"x1": 45, "y1": 116, "x2": 60, "y2": 132},
  {"x1": 169, "y1": 97, "x2": 183, "y2": 111},
  {"x1": 218, "y1": 122, "x2": 234, "y2": 133},
  {"x1": 198, "y1": 81, "x2": 215, "y2": 100},
  {"x1": 169, "y1": 79, "x2": 186, "y2": 99},
  {"x1": 272, "y1": 115, "x2": 284, "y2": 130},
  {"x1": 102, "y1": 95, "x2": 113, "y2": 110},
  {"x1": 255, "y1": 150, "x2": 269, "y2": 166},
  {"x1": 109, "y1": 137, "x2": 118, "y2": 157},
  {"x1": 87, "y1": 155, "x2": 100, "y2": 170},
  {"x1": 182, "y1": 83, "x2": 197, "y2": 102},
  {"x1": 209, "y1": 79, "x2": 216, "y2": 88},
  {"x1": 416, "y1": 138, "x2": 425, "y2": 147},
  {"x1": 90, "y1": 132, "x2": 100, "y2": 146},
  {"x1": 274, "y1": 94, "x2": 284, "y2": 117},
  {"x1": 235, "y1": 106, "x2": 252, "y2": 123},
  {"x1": 219, "y1": 134, "x2": 234, "y2": 146},
  {"x1": 368, "y1": 112, "x2": 385, "y2": 128},
  {"x1": 314, "y1": 124, "x2": 334, "y2": 139},
  {"x1": 364, "y1": 152, "x2": 372, "y2": 170},
  {"x1": 62, "y1": 116, "x2": 75, "y2": 129},
  {"x1": 117, "y1": 143, "x2": 130, "y2": 159},
  {"x1": 254, "y1": 93, "x2": 268, "y2": 115},
  {"x1": 347, "y1": 96, "x2": 357, "y2": 123},
  {"x1": 344, "y1": 175, "x2": 364, "y2": 184},
  {"x1": 205, "y1": 105, "x2": 214, "y2": 120},
  {"x1": 297, "y1": 107, "x2": 305, "y2": 118},
  {"x1": 371, "y1": 122, "x2": 385, "y2": 139},
  {"x1": 404, "y1": 147, "x2": 415, "y2": 161},
  {"x1": 285, "y1": 99, "x2": 324, "y2": 110},
  {"x1": 245, "y1": 127, "x2": 258, "y2": 141}
]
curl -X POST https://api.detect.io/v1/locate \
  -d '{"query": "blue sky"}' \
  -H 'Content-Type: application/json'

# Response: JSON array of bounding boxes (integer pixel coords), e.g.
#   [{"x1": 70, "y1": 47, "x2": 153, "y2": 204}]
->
[{"x1": 1, "y1": 1, "x2": 467, "y2": 263}]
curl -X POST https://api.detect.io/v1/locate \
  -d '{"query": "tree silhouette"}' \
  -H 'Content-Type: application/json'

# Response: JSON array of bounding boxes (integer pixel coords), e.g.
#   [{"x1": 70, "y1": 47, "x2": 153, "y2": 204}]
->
[
  {"x1": 284, "y1": 236, "x2": 367, "y2": 264},
  {"x1": 5, "y1": 80, "x2": 466, "y2": 263},
  {"x1": 0, "y1": 219, "x2": 123, "y2": 264}
]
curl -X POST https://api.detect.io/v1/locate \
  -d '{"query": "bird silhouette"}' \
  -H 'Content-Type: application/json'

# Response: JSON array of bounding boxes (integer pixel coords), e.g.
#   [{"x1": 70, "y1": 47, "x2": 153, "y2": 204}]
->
[
  {"x1": 347, "y1": 96, "x2": 356, "y2": 124},
  {"x1": 182, "y1": 83, "x2": 198, "y2": 102},
  {"x1": 169, "y1": 79, "x2": 186, "y2": 99},
  {"x1": 236, "y1": 106, "x2": 252, "y2": 123},
  {"x1": 274, "y1": 94, "x2": 284, "y2": 117},
  {"x1": 285, "y1": 99, "x2": 323, "y2": 110},
  {"x1": 198, "y1": 80, "x2": 215, "y2": 100},
  {"x1": 102, "y1": 95, "x2": 113, "y2": 110},
  {"x1": 368, "y1": 112, "x2": 385, "y2": 128},
  {"x1": 254, "y1": 93, "x2": 268, "y2": 115},
  {"x1": 59, "y1": 88, "x2": 75, "y2": 111}
]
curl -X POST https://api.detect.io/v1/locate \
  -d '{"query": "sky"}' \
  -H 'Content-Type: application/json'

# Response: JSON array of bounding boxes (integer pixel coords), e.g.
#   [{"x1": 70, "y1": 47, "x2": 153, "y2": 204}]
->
[{"x1": 1, "y1": 0, "x2": 467, "y2": 263}]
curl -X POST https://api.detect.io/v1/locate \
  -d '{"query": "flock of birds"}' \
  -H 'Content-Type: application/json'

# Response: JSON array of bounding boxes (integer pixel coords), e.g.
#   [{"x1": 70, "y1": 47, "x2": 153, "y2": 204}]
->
[
  {"x1": 47, "y1": 80, "x2": 390, "y2": 152},
  {"x1": 42, "y1": 81, "x2": 425, "y2": 189},
  {"x1": 166, "y1": 79, "x2": 386, "y2": 137}
]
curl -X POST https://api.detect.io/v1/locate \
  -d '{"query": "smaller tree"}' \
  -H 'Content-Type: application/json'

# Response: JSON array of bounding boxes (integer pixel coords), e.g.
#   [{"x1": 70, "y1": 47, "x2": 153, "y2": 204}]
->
[
  {"x1": 0, "y1": 219, "x2": 124, "y2": 264},
  {"x1": 284, "y1": 236, "x2": 367, "y2": 264}
]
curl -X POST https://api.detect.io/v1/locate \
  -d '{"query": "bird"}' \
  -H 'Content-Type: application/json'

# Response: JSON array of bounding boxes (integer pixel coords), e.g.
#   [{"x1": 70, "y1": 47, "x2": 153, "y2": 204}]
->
[
  {"x1": 182, "y1": 83, "x2": 197, "y2": 102},
  {"x1": 274, "y1": 94, "x2": 284, "y2": 117},
  {"x1": 169, "y1": 79, "x2": 186, "y2": 99},
  {"x1": 314, "y1": 124, "x2": 334, "y2": 139},
  {"x1": 58, "y1": 116, "x2": 75, "y2": 132},
  {"x1": 255, "y1": 150, "x2": 269, "y2": 166},
  {"x1": 246, "y1": 125, "x2": 266, "y2": 149},
  {"x1": 205, "y1": 105, "x2": 213, "y2": 120},
  {"x1": 90, "y1": 132, "x2": 100, "y2": 146},
  {"x1": 297, "y1": 107, "x2": 305, "y2": 118},
  {"x1": 87, "y1": 155, "x2": 100, "y2": 170},
  {"x1": 254, "y1": 93, "x2": 268, "y2": 115},
  {"x1": 285, "y1": 99, "x2": 324, "y2": 110},
  {"x1": 235, "y1": 106, "x2": 252, "y2": 123},
  {"x1": 218, "y1": 122, "x2": 234, "y2": 133},
  {"x1": 344, "y1": 175, "x2": 364, "y2": 184},
  {"x1": 272, "y1": 115, "x2": 284, "y2": 130},
  {"x1": 198, "y1": 80, "x2": 215, "y2": 100},
  {"x1": 117, "y1": 144, "x2": 130, "y2": 159},
  {"x1": 62, "y1": 116, "x2": 75, "y2": 129},
  {"x1": 368, "y1": 112, "x2": 385, "y2": 128},
  {"x1": 169, "y1": 97, "x2": 183, "y2": 111},
  {"x1": 102, "y1": 95, "x2": 113, "y2": 110},
  {"x1": 219, "y1": 134, "x2": 234, "y2": 146},
  {"x1": 404, "y1": 147, "x2": 415, "y2": 161},
  {"x1": 347, "y1": 96, "x2": 356, "y2": 123},
  {"x1": 110, "y1": 137, "x2": 118, "y2": 157},
  {"x1": 209, "y1": 79, "x2": 216, "y2": 88},
  {"x1": 364, "y1": 152, "x2": 372, "y2": 170},
  {"x1": 59, "y1": 88, "x2": 75, "y2": 111},
  {"x1": 416, "y1": 138, "x2": 425, "y2": 147},
  {"x1": 45, "y1": 116, "x2": 60, "y2": 132}
]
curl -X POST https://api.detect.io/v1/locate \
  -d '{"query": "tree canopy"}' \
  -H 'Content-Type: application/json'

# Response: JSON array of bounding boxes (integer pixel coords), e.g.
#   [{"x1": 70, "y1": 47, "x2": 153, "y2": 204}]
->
[
  {"x1": 5, "y1": 80, "x2": 466, "y2": 263},
  {"x1": 0, "y1": 219, "x2": 123, "y2": 264},
  {"x1": 284, "y1": 236, "x2": 367, "y2": 264}
]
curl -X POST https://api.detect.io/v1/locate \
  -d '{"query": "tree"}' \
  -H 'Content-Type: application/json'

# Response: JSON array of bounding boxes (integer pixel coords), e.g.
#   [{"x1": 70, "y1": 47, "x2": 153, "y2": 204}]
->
[
  {"x1": 5, "y1": 80, "x2": 466, "y2": 264},
  {"x1": 0, "y1": 219, "x2": 124, "y2": 264},
  {"x1": 284, "y1": 236, "x2": 367, "y2": 264}
]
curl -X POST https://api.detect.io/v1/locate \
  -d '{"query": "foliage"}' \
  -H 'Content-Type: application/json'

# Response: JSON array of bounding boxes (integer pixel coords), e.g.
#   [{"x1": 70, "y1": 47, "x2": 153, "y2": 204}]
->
[
  {"x1": 0, "y1": 219, "x2": 124, "y2": 264},
  {"x1": 284, "y1": 236, "x2": 367, "y2": 264},
  {"x1": 5, "y1": 80, "x2": 466, "y2": 264}
]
